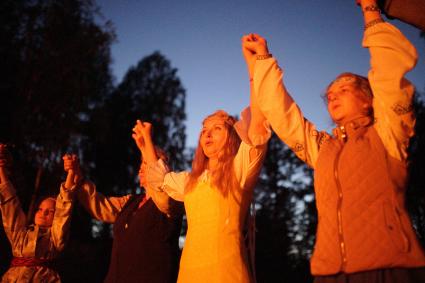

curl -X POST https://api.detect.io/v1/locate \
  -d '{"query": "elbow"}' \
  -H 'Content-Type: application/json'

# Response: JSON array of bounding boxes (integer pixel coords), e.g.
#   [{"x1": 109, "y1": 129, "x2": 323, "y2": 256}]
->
[{"x1": 156, "y1": 200, "x2": 172, "y2": 215}]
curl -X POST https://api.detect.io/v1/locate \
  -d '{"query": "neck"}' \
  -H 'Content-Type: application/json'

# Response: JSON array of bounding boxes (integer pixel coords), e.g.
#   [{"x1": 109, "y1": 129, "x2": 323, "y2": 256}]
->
[
  {"x1": 208, "y1": 158, "x2": 219, "y2": 171},
  {"x1": 336, "y1": 114, "x2": 371, "y2": 128}
]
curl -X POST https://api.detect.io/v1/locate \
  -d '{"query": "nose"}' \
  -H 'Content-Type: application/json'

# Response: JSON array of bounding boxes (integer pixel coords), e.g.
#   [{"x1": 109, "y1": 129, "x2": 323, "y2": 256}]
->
[
  {"x1": 205, "y1": 129, "x2": 212, "y2": 137},
  {"x1": 328, "y1": 93, "x2": 337, "y2": 102}
]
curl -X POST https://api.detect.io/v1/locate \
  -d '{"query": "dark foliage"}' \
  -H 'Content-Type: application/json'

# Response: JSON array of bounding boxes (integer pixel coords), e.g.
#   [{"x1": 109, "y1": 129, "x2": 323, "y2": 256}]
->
[
  {"x1": 407, "y1": 92, "x2": 425, "y2": 248},
  {"x1": 1, "y1": 1, "x2": 424, "y2": 283},
  {"x1": 254, "y1": 134, "x2": 316, "y2": 283},
  {"x1": 0, "y1": 0, "x2": 188, "y2": 280}
]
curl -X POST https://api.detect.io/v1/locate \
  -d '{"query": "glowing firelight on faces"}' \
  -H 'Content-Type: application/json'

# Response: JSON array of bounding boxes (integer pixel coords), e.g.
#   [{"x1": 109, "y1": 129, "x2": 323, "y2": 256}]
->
[
  {"x1": 200, "y1": 118, "x2": 228, "y2": 160},
  {"x1": 34, "y1": 198, "x2": 56, "y2": 228},
  {"x1": 326, "y1": 79, "x2": 368, "y2": 125}
]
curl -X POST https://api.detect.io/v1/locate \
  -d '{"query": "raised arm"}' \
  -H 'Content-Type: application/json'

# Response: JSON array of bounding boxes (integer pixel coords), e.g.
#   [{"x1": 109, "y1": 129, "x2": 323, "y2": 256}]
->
[
  {"x1": 0, "y1": 144, "x2": 27, "y2": 245},
  {"x1": 0, "y1": 144, "x2": 9, "y2": 185},
  {"x1": 50, "y1": 154, "x2": 80, "y2": 251},
  {"x1": 62, "y1": 154, "x2": 130, "y2": 223},
  {"x1": 241, "y1": 34, "x2": 321, "y2": 168},
  {"x1": 132, "y1": 120, "x2": 181, "y2": 216},
  {"x1": 241, "y1": 34, "x2": 269, "y2": 150},
  {"x1": 359, "y1": 0, "x2": 418, "y2": 161}
]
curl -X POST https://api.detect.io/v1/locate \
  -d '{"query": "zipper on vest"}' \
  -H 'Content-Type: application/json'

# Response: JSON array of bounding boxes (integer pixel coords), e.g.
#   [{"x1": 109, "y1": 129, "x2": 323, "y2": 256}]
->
[{"x1": 334, "y1": 129, "x2": 347, "y2": 271}]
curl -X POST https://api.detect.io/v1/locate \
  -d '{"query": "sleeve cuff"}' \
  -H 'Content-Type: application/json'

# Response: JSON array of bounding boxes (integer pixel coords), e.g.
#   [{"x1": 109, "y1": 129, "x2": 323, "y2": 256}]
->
[
  {"x1": 59, "y1": 183, "x2": 76, "y2": 201},
  {"x1": 146, "y1": 159, "x2": 169, "y2": 192},
  {"x1": 234, "y1": 107, "x2": 272, "y2": 147}
]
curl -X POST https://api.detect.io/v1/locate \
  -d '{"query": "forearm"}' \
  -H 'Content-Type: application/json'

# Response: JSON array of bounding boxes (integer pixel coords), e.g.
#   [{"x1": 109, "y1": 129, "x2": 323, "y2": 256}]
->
[
  {"x1": 76, "y1": 180, "x2": 129, "y2": 223},
  {"x1": 253, "y1": 58, "x2": 320, "y2": 167},
  {"x1": 248, "y1": 80, "x2": 268, "y2": 145},
  {"x1": 145, "y1": 186, "x2": 175, "y2": 216},
  {"x1": 0, "y1": 168, "x2": 9, "y2": 184},
  {"x1": 365, "y1": 23, "x2": 417, "y2": 161},
  {"x1": 51, "y1": 185, "x2": 75, "y2": 251},
  {"x1": 140, "y1": 132, "x2": 158, "y2": 165},
  {"x1": 0, "y1": 182, "x2": 27, "y2": 243}
]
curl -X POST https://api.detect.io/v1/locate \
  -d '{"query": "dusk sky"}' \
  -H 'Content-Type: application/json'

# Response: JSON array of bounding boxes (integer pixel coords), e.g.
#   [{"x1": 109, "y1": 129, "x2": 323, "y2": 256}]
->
[{"x1": 96, "y1": 0, "x2": 425, "y2": 147}]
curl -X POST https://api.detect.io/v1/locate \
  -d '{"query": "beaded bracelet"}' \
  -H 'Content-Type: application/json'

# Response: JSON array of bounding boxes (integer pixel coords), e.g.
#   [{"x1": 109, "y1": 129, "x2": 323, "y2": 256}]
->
[
  {"x1": 256, "y1": 54, "x2": 272, "y2": 60},
  {"x1": 364, "y1": 18, "x2": 384, "y2": 30}
]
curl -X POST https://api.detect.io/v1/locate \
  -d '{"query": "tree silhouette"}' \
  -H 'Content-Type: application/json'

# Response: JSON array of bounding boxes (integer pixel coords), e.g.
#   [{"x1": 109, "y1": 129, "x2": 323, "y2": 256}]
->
[
  {"x1": 78, "y1": 51, "x2": 188, "y2": 241},
  {"x1": 406, "y1": 30, "x2": 425, "y2": 249},
  {"x1": 254, "y1": 134, "x2": 316, "y2": 283},
  {"x1": 407, "y1": 92, "x2": 425, "y2": 248},
  {"x1": 0, "y1": 0, "x2": 115, "y2": 277},
  {"x1": 0, "y1": 0, "x2": 115, "y2": 199}
]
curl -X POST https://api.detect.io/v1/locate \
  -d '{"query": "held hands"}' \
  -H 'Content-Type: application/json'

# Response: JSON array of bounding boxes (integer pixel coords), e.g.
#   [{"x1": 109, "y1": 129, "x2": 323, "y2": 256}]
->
[
  {"x1": 241, "y1": 33, "x2": 270, "y2": 78},
  {"x1": 132, "y1": 120, "x2": 153, "y2": 152},
  {"x1": 132, "y1": 120, "x2": 158, "y2": 166},
  {"x1": 62, "y1": 154, "x2": 81, "y2": 189}
]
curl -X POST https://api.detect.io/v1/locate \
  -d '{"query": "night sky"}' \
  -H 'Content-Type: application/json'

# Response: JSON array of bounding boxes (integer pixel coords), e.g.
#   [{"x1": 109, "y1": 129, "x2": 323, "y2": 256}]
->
[{"x1": 96, "y1": 0, "x2": 425, "y2": 147}]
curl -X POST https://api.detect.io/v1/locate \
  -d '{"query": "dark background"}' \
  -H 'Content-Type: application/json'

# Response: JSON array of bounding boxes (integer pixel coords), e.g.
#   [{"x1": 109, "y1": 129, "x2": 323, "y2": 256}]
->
[{"x1": 1, "y1": 1, "x2": 424, "y2": 282}]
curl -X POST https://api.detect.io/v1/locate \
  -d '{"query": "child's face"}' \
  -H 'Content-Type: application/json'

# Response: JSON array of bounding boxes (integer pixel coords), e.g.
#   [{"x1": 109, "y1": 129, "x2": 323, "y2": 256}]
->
[
  {"x1": 34, "y1": 198, "x2": 56, "y2": 228},
  {"x1": 326, "y1": 79, "x2": 367, "y2": 125}
]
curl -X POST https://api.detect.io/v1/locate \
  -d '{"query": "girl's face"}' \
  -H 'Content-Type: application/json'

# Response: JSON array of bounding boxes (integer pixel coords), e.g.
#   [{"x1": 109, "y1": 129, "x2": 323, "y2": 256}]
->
[
  {"x1": 327, "y1": 79, "x2": 368, "y2": 125},
  {"x1": 34, "y1": 198, "x2": 56, "y2": 228},
  {"x1": 200, "y1": 118, "x2": 228, "y2": 160}
]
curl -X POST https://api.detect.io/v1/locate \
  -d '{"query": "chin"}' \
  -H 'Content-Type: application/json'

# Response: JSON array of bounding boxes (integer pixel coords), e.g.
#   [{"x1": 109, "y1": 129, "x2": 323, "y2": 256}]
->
[{"x1": 35, "y1": 220, "x2": 51, "y2": 227}]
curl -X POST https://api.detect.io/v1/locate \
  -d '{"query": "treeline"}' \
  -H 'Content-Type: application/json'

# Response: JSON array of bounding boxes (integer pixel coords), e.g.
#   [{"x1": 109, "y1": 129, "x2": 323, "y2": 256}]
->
[
  {"x1": 0, "y1": 1, "x2": 424, "y2": 282},
  {"x1": 0, "y1": 1, "x2": 187, "y2": 281}
]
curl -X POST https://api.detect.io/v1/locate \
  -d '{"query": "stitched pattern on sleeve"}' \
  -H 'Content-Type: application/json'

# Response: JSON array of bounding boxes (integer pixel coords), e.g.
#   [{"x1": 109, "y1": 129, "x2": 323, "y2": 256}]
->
[
  {"x1": 316, "y1": 131, "x2": 331, "y2": 149},
  {"x1": 292, "y1": 142, "x2": 304, "y2": 152},
  {"x1": 391, "y1": 103, "x2": 413, "y2": 115}
]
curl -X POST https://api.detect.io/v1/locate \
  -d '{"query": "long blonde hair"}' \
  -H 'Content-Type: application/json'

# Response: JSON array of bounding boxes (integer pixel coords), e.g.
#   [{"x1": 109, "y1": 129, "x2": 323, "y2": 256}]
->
[{"x1": 186, "y1": 110, "x2": 241, "y2": 195}]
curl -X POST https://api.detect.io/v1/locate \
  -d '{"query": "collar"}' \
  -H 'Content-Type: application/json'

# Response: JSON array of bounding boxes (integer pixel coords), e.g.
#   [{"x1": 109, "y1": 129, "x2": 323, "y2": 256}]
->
[{"x1": 332, "y1": 116, "x2": 373, "y2": 142}]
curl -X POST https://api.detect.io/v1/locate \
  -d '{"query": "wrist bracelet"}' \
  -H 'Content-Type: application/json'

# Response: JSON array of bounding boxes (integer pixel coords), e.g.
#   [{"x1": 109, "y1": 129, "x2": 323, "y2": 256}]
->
[
  {"x1": 363, "y1": 4, "x2": 380, "y2": 13},
  {"x1": 364, "y1": 18, "x2": 384, "y2": 30},
  {"x1": 256, "y1": 54, "x2": 272, "y2": 60}
]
